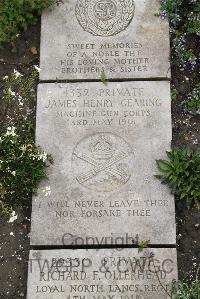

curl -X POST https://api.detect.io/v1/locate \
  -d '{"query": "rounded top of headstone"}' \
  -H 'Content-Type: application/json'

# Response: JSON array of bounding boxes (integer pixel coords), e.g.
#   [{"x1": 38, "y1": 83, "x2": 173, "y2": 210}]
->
[{"x1": 75, "y1": 0, "x2": 135, "y2": 36}]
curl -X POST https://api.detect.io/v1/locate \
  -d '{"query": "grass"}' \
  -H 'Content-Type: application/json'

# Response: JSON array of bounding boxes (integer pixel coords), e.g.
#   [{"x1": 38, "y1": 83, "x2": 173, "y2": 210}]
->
[
  {"x1": 160, "y1": 0, "x2": 200, "y2": 62},
  {"x1": 0, "y1": 68, "x2": 51, "y2": 217},
  {"x1": 184, "y1": 82, "x2": 200, "y2": 115},
  {"x1": 172, "y1": 279, "x2": 200, "y2": 299},
  {"x1": 156, "y1": 148, "x2": 200, "y2": 208},
  {"x1": 0, "y1": 125, "x2": 50, "y2": 217},
  {"x1": 160, "y1": 0, "x2": 200, "y2": 115},
  {"x1": 0, "y1": 0, "x2": 55, "y2": 48}
]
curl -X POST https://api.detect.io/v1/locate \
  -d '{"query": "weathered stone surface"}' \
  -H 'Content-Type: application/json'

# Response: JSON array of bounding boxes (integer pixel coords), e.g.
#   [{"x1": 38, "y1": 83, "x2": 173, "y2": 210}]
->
[
  {"x1": 40, "y1": 0, "x2": 170, "y2": 80},
  {"x1": 27, "y1": 248, "x2": 178, "y2": 298},
  {"x1": 30, "y1": 81, "x2": 175, "y2": 246}
]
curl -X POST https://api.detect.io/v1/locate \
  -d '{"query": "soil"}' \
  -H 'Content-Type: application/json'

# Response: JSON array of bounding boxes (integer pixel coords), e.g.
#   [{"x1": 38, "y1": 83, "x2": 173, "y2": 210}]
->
[
  {"x1": 0, "y1": 22, "x2": 40, "y2": 299},
  {"x1": 171, "y1": 35, "x2": 200, "y2": 280},
  {"x1": 0, "y1": 19, "x2": 199, "y2": 299}
]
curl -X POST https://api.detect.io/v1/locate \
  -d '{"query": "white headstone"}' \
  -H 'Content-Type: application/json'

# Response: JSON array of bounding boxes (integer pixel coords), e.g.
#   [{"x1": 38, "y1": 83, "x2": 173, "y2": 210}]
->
[
  {"x1": 27, "y1": 248, "x2": 178, "y2": 299},
  {"x1": 40, "y1": 0, "x2": 170, "y2": 80},
  {"x1": 30, "y1": 81, "x2": 175, "y2": 246}
]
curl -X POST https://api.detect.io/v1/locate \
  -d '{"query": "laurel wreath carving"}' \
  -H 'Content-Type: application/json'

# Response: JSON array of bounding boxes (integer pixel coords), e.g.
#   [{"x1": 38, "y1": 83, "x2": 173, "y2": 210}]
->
[
  {"x1": 75, "y1": 0, "x2": 90, "y2": 31},
  {"x1": 75, "y1": 0, "x2": 135, "y2": 36}
]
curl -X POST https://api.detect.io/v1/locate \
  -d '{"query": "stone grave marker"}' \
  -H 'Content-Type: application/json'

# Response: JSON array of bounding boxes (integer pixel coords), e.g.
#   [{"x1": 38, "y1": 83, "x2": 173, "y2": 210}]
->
[
  {"x1": 30, "y1": 81, "x2": 176, "y2": 246},
  {"x1": 27, "y1": 0, "x2": 178, "y2": 297},
  {"x1": 40, "y1": 0, "x2": 170, "y2": 81},
  {"x1": 27, "y1": 248, "x2": 178, "y2": 299}
]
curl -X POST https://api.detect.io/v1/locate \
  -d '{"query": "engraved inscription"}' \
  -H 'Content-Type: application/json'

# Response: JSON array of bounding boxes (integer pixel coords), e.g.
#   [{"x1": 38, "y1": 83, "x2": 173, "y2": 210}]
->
[
  {"x1": 72, "y1": 133, "x2": 134, "y2": 192},
  {"x1": 94, "y1": 0, "x2": 117, "y2": 21},
  {"x1": 75, "y1": 0, "x2": 135, "y2": 36},
  {"x1": 28, "y1": 250, "x2": 177, "y2": 298},
  {"x1": 60, "y1": 42, "x2": 150, "y2": 76}
]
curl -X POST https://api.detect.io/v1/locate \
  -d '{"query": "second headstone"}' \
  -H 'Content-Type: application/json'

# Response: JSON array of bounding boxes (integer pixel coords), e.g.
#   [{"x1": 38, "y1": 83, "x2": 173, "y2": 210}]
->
[{"x1": 30, "y1": 81, "x2": 175, "y2": 246}]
